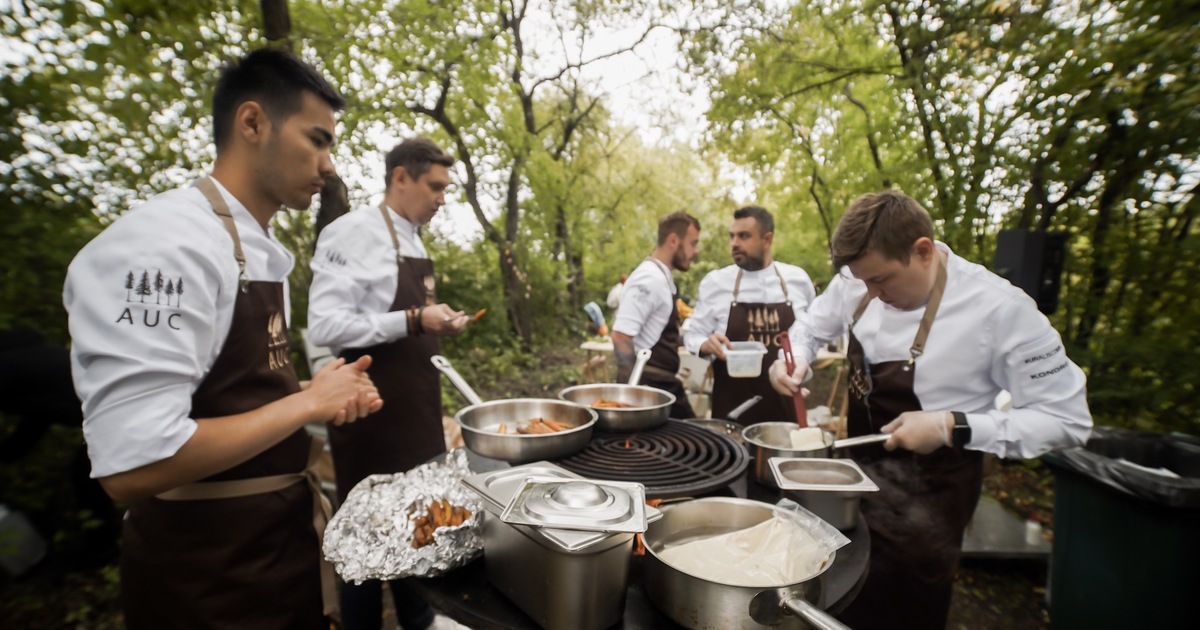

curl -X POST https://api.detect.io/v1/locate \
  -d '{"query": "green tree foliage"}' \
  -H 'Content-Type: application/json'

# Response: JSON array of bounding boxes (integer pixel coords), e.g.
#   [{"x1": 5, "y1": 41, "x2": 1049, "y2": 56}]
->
[{"x1": 685, "y1": 0, "x2": 1200, "y2": 432}]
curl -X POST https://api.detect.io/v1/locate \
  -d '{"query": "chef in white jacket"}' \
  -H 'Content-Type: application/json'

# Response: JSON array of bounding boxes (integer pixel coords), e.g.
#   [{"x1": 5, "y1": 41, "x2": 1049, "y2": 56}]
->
[
  {"x1": 63, "y1": 49, "x2": 381, "y2": 629},
  {"x1": 769, "y1": 190, "x2": 1092, "y2": 630},
  {"x1": 683, "y1": 206, "x2": 816, "y2": 425}
]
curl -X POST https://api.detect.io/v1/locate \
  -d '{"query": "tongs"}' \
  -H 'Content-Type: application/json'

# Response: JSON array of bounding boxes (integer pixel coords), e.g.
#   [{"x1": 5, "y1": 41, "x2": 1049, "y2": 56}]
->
[{"x1": 779, "y1": 331, "x2": 807, "y2": 428}]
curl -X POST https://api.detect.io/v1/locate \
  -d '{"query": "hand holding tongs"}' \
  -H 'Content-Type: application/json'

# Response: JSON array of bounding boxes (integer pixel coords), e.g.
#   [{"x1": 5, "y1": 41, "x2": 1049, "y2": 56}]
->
[{"x1": 779, "y1": 331, "x2": 807, "y2": 428}]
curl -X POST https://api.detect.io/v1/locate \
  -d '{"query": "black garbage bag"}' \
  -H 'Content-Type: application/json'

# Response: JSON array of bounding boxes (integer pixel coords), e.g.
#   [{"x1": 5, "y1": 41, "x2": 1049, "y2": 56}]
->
[{"x1": 1043, "y1": 426, "x2": 1200, "y2": 509}]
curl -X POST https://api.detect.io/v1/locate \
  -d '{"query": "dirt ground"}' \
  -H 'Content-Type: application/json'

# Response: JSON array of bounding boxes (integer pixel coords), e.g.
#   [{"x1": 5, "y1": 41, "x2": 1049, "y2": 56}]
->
[{"x1": 0, "y1": 342, "x2": 1057, "y2": 628}]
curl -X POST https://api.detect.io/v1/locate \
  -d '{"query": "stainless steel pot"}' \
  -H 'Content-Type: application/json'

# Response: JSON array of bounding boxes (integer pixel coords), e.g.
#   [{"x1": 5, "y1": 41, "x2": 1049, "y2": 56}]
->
[
  {"x1": 742, "y1": 423, "x2": 890, "y2": 487},
  {"x1": 642, "y1": 497, "x2": 849, "y2": 630},
  {"x1": 433, "y1": 356, "x2": 598, "y2": 463},
  {"x1": 462, "y1": 462, "x2": 659, "y2": 630}
]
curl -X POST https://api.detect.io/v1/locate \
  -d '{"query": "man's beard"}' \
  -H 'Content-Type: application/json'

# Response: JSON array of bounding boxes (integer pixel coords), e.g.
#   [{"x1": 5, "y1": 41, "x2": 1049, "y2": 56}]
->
[
  {"x1": 735, "y1": 252, "x2": 765, "y2": 271},
  {"x1": 671, "y1": 248, "x2": 692, "y2": 271}
]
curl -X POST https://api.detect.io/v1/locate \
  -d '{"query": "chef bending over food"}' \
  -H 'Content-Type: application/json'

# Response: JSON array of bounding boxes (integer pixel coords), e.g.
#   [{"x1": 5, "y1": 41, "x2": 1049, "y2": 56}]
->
[{"x1": 768, "y1": 189, "x2": 1092, "y2": 630}]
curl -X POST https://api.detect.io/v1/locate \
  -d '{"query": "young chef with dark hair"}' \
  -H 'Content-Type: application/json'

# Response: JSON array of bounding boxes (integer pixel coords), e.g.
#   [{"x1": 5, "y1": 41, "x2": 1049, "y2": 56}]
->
[
  {"x1": 769, "y1": 189, "x2": 1093, "y2": 629},
  {"x1": 64, "y1": 48, "x2": 382, "y2": 629},
  {"x1": 684, "y1": 206, "x2": 816, "y2": 425},
  {"x1": 307, "y1": 137, "x2": 467, "y2": 630},
  {"x1": 611, "y1": 210, "x2": 702, "y2": 419}
]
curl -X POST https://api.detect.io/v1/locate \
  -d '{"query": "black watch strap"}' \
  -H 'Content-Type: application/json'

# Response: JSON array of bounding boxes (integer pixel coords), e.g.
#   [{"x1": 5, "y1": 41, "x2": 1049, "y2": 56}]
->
[{"x1": 951, "y1": 411, "x2": 971, "y2": 448}]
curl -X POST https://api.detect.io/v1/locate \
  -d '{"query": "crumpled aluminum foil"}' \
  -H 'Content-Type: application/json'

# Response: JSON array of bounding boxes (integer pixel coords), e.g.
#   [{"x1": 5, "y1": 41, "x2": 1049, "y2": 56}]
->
[{"x1": 323, "y1": 448, "x2": 483, "y2": 584}]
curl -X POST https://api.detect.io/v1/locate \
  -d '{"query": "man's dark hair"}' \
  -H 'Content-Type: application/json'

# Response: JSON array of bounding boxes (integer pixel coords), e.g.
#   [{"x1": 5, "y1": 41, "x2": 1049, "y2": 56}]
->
[
  {"x1": 733, "y1": 205, "x2": 774, "y2": 236},
  {"x1": 831, "y1": 190, "x2": 934, "y2": 268},
  {"x1": 384, "y1": 137, "x2": 454, "y2": 187},
  {"x1": 212, "y1": 48, "x2": 345, "y2": 149},
  {"x1": 657, "y1": 210, "x2": 701, "y2": 246}
]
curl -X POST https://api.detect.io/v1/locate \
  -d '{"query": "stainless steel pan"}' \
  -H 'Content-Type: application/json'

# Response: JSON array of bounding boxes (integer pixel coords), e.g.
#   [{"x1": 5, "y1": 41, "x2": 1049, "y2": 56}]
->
[
  {"x1": 432, "y1": 355, "x2": 597, "y2": 463},
  {"x1": 558, "y1": 349, "x2": 674, "y2": 432}
]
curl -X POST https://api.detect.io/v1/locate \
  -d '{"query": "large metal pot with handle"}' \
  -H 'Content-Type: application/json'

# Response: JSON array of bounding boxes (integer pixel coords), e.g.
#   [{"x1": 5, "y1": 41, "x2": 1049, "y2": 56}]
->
[
  {"x1": 641, "y1": 497, "x2": 851, "y2": 630},
  {"x1": 433, "y1": 356, "x2": 597, "y2": 463}
]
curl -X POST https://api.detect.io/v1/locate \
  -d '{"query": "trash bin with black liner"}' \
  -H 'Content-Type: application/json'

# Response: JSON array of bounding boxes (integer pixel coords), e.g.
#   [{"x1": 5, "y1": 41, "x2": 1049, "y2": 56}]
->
[{"x1": 1042, "y1": 427, "x2": 1200, "y2": 629}]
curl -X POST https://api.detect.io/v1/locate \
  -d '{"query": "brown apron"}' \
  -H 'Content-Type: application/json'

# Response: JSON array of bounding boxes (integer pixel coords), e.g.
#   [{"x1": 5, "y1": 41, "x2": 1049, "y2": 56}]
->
[
  {"x1": 711, "y1": 266, "x2": 796, "y2": 425},
  {"x1": 329, "y1": 204, "x2": 445, "y2": 505},
  {"x1": 120, "y1": 178, "x2": 334, "y2": 630},
  {"x1": 636, "y1": 259, "x2": 696, "y2": 419},
  {"x1": 836, "y1": 258, "x2": 983, "y2": 630}
]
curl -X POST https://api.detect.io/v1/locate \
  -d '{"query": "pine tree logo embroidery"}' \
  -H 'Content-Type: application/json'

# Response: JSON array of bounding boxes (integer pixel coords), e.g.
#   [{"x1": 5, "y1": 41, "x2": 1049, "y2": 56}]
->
[
  {"x1": 125, "y1": 269, "x2": 184, "y2": 307},
  {"x1": 116, "y1": 269, "x2": 185, "y2": 330}
]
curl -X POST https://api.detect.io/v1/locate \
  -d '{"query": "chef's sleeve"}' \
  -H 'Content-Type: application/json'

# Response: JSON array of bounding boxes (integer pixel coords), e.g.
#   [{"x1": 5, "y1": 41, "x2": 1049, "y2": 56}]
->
[
  {"x1": 307, "y1": 218, "x2": 409, "y2": 350},
  {"x1": 969, "y1": 298, "x2": 1092, "y2": 459},
  {"x1": 65, "y1": 216, "x2": 224, "y2": 478},
  {"x1": 683, "y1": 273, "x2": 721, "y2": 357},
  {"x1": 788, "y1": 272, "x2": 860, "y2": 365},
  {"x1": 611, "y1": 276, "x2": 657, "y2": 340}
]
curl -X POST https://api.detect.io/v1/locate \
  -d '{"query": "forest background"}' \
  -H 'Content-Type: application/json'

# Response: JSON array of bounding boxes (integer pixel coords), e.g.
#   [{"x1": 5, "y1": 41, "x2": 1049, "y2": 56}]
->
[{"x1": 1, "y1": 0, "x2": 1197, "y2": 622}]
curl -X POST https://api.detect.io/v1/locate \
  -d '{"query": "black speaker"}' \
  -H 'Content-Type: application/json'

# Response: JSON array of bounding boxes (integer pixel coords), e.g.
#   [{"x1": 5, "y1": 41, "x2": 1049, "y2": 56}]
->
[{"x1": 994, "y1": 229, "x2": 1066, "y2": 314}]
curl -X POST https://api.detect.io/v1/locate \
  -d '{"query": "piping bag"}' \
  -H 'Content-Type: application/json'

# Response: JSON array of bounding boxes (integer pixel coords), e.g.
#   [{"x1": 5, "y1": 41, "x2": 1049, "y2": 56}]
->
[{"x1": 779, "y1": 331, "x2": 808, "y2": 428}]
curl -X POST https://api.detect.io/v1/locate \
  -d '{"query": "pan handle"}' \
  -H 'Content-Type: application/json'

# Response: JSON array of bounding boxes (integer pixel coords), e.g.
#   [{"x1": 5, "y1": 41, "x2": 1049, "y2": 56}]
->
[
  {"x1": 725, "y1": 395, "x2": 762, "y2": 422},
  {"x1": 782, "y1": 595, "x2": 851, "y2": 630},
  {"x1": 833, "y1": 433, "x2": 891, "y2": 449},
  {"x1": 430, "y1": 355, "x2": 484, "y2": 406},
  {"x1": 628, "y1": 348, "x2": 652, "y2": 385}
]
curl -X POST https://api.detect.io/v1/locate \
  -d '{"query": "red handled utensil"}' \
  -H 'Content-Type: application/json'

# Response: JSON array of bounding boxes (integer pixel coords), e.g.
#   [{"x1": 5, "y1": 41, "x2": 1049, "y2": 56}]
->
[{"x1": 779, "y1": 331, "x2": 808, "y2": 428}]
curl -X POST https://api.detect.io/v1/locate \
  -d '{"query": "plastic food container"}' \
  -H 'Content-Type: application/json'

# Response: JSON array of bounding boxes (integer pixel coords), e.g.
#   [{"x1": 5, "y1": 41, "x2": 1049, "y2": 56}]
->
[{"x1": 724, "y1": 341, "x2": 768, "y2": 378}]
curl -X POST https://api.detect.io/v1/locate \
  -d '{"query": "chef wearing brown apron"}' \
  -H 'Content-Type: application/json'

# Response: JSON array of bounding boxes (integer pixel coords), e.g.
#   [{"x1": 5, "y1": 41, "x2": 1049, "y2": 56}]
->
[
  {"x1": 709, "y1": 266, "x2": 798, "y2": 425},
  {"x1": 308, "y1": 138, "x2": 466, "y2": 630},
  {"x1": 836, "y1": 256, "x2": 984, "y2": 629},
  {"x1": 120, "y1": 178, "x2": 337, "y2": 629},
  {"x1": 769, "y1": 191, "x2": 1092, "y2": 630},
  {"x1": 685, "y1": 206, "x2": 816, "y2": 426}
]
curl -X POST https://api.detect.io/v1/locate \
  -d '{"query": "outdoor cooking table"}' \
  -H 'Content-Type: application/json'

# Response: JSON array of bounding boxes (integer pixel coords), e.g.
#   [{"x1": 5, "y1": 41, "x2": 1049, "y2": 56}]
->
[{"x1": 401, "y1": 450, "x2": 869, "y2": 629}]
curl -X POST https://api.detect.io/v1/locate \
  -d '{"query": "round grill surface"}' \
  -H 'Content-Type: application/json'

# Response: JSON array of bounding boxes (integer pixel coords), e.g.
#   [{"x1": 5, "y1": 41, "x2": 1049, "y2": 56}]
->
[{"x1": 555, "y1": 419, "x2": 749, "y2": 499}]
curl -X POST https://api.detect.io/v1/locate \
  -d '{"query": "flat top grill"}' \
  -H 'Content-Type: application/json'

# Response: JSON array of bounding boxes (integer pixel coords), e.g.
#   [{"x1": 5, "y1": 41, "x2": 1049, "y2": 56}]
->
[{"x1": 555, "y1": 420, "x2": 749, "y2": 498}]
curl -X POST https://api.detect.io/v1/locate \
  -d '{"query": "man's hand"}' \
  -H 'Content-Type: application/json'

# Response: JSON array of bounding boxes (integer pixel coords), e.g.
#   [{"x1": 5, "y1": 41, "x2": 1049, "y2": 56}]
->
[
  {"x1": 421, "y1": 303, "x2": 468, "y2": 337},
  {"x1": 305, "y1": 356, "x2": 383, "y2": 425},
  {"x1": 881, "y1": 411, "x2": 952, "y2": 454},
  {"x1": 699, "y1": 333, "x2": 732, "y2": 360},
  {"x1": 768, "y1": 358, "x2": 810, "y2": 396}
]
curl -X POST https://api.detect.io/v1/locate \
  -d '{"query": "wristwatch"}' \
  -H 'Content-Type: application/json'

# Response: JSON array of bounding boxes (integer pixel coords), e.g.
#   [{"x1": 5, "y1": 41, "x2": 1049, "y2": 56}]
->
[{"x1": 951, "y1": 411, "x2": 972, "y2": 448}]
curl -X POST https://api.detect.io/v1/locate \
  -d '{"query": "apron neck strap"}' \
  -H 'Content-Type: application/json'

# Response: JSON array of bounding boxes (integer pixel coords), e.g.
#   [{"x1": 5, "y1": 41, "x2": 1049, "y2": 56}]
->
[
  {"x1": 731, "y1": 264, "x2": 789, "y2": 304},
  {"x1": 378, "y1": 203, "x2": 404, "y2": 265},
  {"x1": 646, "y1": 256, "x2": 677, "y2": 297},
  {"x1": 910, "y1": 254, "x2": 947, "y2": 360},
  {"x1": 195, "y1": 177, "x2": 249, "y2": 293}
]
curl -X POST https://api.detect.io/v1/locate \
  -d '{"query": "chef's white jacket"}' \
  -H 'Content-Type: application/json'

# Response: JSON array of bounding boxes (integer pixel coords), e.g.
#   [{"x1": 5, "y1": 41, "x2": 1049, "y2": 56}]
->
[
  {"x1": 611, "y1": 258, "x2": 676, "y2": 351},
  {"x1": 64, "y1": 179, "x2": 296, "y2": 478},
  {"x1": 683, "y1": 262, "x2": 816, "y2": 357},
  {"x1": 791, "y1": 242, "x2": 1092, "y2": 459},
  {"x1": 307, "y1": 205, "x2": 428, "y2": 355}
]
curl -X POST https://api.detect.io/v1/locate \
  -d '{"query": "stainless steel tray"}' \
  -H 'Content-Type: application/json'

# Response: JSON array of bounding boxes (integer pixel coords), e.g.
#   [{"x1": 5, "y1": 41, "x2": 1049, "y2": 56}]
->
[{"x1": 769, "y1": 457, "x2": 880, "y2": 492}]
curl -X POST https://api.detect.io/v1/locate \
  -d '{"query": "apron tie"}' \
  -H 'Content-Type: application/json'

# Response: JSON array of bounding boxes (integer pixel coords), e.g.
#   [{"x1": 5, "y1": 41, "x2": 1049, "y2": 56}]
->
[{"x1": 156, "y1": 437, "x2": 339, "y2": 619}]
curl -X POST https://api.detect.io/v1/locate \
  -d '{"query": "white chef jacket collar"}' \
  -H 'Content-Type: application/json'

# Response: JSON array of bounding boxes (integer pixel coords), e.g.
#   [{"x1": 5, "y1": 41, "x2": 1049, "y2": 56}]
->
[
  {"x1": 207, "y1": 176, "x2": 274, "y2": 237},
  {"x1": 648, "y1": 256, "x2": 677, "y2": 295},
  {"x1": 384, "y1": 204, "x2": 421, "y2": 238}
]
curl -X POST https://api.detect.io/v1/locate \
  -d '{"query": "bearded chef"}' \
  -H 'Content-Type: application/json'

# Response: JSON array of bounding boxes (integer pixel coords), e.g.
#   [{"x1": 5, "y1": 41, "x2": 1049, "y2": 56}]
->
[
  {"x1": 611, "y1": 211, "x2": 702, "y2": 419},
  {"x1": 769, "y1": 190, "x2": 1093, "y2": 630},
  {"x1": 307, "y1": 137, "x2": 466, "y2": 630},
  {"x1": 683, "y1": 206, "x2": 816, "y2": 425},
  {"x1": 63, "y1": 49, "x2": 382, "y2": 629}
]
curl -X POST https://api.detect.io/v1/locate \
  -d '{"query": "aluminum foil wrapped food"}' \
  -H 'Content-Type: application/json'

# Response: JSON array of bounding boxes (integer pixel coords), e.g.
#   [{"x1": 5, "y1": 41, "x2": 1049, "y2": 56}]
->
[{"x1": 323, "y1": 448, "x2": 483, "y2": 583}]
